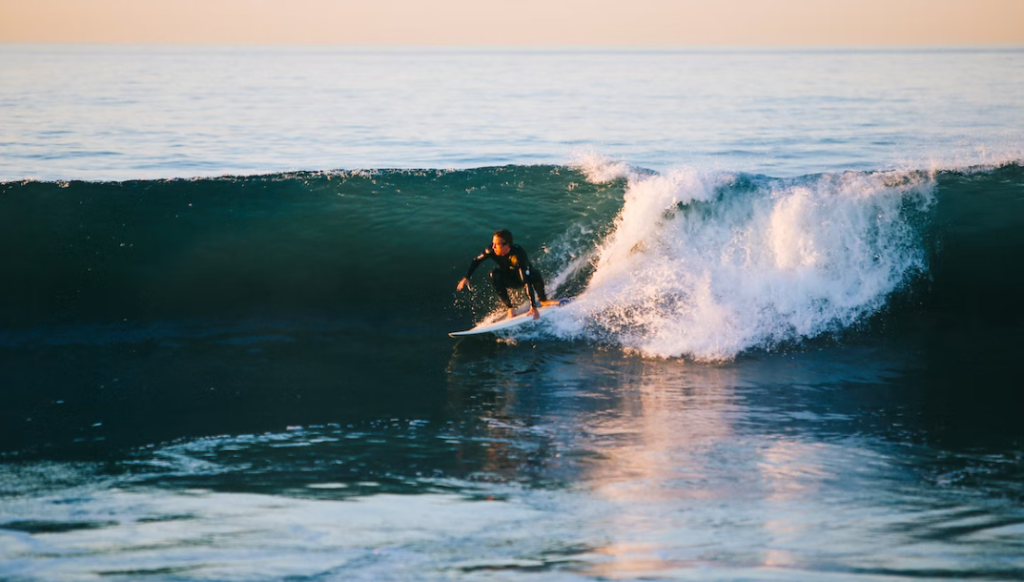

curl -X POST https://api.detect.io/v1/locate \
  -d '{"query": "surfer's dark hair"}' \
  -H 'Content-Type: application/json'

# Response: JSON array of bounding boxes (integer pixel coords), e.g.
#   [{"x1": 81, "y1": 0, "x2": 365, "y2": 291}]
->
[{"x1": 494, "y1": 229, "x2": 513, "y2": 245}]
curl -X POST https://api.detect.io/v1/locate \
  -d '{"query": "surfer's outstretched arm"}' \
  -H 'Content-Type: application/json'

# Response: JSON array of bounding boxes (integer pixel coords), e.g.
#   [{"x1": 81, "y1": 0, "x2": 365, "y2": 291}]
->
[{"x1": 458, "y1": 248, "x2": 492, "y2": 291}]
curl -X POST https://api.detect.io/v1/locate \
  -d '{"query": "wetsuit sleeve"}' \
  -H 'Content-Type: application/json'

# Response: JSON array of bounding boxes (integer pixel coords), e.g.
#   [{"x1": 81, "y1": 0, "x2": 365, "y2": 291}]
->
[{"x1": 464, "y1": 248, "x2": 492, "y2": 279}]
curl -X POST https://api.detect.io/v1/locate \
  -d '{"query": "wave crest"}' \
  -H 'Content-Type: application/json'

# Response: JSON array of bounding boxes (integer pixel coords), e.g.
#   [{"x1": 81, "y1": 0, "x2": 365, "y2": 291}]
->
[{"x1": 567, "y1": 151, "x2": 637, "y2": 184}]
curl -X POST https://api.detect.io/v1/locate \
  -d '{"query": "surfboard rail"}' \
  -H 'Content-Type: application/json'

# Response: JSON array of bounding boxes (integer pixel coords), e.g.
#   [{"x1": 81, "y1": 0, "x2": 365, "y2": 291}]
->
[{"x1": 449, "y1": 298, "x2": 571, "y2": 337}]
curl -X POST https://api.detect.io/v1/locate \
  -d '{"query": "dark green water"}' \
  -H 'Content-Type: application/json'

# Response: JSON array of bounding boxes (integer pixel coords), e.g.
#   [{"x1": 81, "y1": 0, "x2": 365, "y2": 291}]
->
[{"x1": 1, "y1": 164, "x2": 1023, "y2": 580}]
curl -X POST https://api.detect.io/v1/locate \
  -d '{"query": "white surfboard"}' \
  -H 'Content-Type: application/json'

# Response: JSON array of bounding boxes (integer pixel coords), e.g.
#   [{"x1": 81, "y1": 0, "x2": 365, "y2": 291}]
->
[{"x1": 449, "y1": 298, "x2": 571, "y2": 337}]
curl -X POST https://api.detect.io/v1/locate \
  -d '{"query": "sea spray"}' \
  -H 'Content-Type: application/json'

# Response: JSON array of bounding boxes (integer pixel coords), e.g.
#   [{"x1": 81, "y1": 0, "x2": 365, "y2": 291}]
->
[
  {"x1": 567, "y1": 151, "x2": 638, "y2": 184},
  {"x1": 551, "y1": 167, "x2": 936, "y2": 360}
]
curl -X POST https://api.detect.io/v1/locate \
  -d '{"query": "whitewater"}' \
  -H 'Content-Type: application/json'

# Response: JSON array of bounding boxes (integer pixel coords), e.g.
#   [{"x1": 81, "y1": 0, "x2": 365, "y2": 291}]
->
[{"x1": 533, "y1": 160, "x2": 937, "y2": 360}]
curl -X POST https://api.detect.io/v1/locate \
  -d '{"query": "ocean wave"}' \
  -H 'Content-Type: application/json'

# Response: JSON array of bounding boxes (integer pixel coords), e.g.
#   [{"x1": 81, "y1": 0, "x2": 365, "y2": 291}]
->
[{"x1": 2, "y1": 162, "x2": 1023, "y2": 359}]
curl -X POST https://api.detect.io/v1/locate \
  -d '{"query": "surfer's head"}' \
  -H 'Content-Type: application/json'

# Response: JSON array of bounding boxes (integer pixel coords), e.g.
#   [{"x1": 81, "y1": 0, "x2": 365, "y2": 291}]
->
[{"x1": 492, "y1": 229, "x2": 513, "y2": 256}]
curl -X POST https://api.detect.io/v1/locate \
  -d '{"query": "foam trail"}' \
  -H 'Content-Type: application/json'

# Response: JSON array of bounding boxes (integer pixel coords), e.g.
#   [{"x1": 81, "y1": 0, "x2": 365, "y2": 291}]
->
[{"x1": 550, "y1": 167, "x2": 936, "y2": 361}]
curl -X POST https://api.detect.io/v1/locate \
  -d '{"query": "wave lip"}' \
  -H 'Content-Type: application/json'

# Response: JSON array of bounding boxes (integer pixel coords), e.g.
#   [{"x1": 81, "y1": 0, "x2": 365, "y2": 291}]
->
[{"x1": 550, "y1": 167, "x2": 937, "y2": 361}]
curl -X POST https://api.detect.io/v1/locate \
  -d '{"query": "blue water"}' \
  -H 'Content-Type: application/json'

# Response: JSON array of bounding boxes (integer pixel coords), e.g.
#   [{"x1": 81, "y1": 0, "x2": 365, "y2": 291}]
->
[
  {"x1": 3, "y1": 46, "x2": 1023, "y2": 180},
  {"x1": 2, "y1": 46, "x2": 1024, "y2": 581}
]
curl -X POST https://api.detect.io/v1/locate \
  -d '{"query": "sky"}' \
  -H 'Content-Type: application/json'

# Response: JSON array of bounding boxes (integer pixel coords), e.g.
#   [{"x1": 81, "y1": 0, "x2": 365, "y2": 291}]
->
[{"x1": 1, "y1": 0, "x2": 1022, "y2": 46}]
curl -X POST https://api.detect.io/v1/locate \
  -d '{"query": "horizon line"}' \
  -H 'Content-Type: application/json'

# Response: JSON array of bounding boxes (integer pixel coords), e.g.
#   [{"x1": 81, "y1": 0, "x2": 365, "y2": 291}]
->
[{"x1": 3, "y1": 41, "x2": 1023, "y2": 51}]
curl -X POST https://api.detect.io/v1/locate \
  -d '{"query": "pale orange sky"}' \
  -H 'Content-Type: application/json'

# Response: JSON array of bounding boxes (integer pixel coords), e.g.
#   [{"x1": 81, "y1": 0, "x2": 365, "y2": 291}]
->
[{"x1": 1, "y1": 0, "x2": 1022, "y2": 46}]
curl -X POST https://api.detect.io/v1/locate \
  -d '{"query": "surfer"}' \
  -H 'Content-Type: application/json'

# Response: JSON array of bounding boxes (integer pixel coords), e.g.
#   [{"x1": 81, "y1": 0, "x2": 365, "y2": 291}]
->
[{"x1": 457, "y1": 229, "x2": 551, "y2": 320}]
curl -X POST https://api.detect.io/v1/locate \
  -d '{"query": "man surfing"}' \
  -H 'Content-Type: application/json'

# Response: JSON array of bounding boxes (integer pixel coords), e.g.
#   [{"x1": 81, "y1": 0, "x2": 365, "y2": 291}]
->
[{"x1": 456, "y1": 229, "x2": 556, "y2": 320}]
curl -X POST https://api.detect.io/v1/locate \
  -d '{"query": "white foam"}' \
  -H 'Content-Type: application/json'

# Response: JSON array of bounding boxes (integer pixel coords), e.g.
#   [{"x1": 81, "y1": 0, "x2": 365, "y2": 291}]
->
[
  {"x1": 550, "y1": 167, "x2": 936, "y2": 361},
  {"x1": 567, "y1": 150, "x2": 636, "y2": 184}
]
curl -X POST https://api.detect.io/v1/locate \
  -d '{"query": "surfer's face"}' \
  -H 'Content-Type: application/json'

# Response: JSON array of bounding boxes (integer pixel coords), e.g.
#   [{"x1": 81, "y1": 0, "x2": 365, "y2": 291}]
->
[{"x1": 492, "y1": 236, "x2": 511, "y2": 256}]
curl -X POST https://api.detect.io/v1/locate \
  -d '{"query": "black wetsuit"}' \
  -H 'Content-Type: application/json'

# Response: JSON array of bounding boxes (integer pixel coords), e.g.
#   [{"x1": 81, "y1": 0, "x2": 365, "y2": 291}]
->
[{"x1": 464, "y1": 244, "x2": 547, "y2": 309}]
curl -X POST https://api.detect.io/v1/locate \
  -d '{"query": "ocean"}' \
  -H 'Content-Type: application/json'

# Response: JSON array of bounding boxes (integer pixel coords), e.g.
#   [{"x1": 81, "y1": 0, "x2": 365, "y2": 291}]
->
[{"x1": 2, "y1": 45, "x2": 1024, "y2": 581}]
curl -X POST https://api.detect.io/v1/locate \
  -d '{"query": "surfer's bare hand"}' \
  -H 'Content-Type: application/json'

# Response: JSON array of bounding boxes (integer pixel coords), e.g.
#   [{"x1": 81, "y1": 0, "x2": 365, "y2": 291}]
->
[{"x1": 457, "y1": 278, "x2": 471, "y2": 291}]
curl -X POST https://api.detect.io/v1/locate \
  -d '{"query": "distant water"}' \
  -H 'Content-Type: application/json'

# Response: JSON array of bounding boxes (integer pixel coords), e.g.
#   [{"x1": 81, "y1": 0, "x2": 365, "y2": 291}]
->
[
  {"x1": 2, "y1": 46, "x2": 1024, "y2": 581},
  {"x1": 2, "y1": 45, "x2": 1023, "y2": 180}
]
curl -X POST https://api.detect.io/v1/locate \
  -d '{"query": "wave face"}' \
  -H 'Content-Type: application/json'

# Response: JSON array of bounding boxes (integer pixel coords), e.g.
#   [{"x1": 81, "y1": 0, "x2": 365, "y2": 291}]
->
[
  {"x1": 2, "y1": 162, "x2": 1023, "y2": 359},
  {"x1": 0, "y1": 166, "x2": 624, "y2": 328}
]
